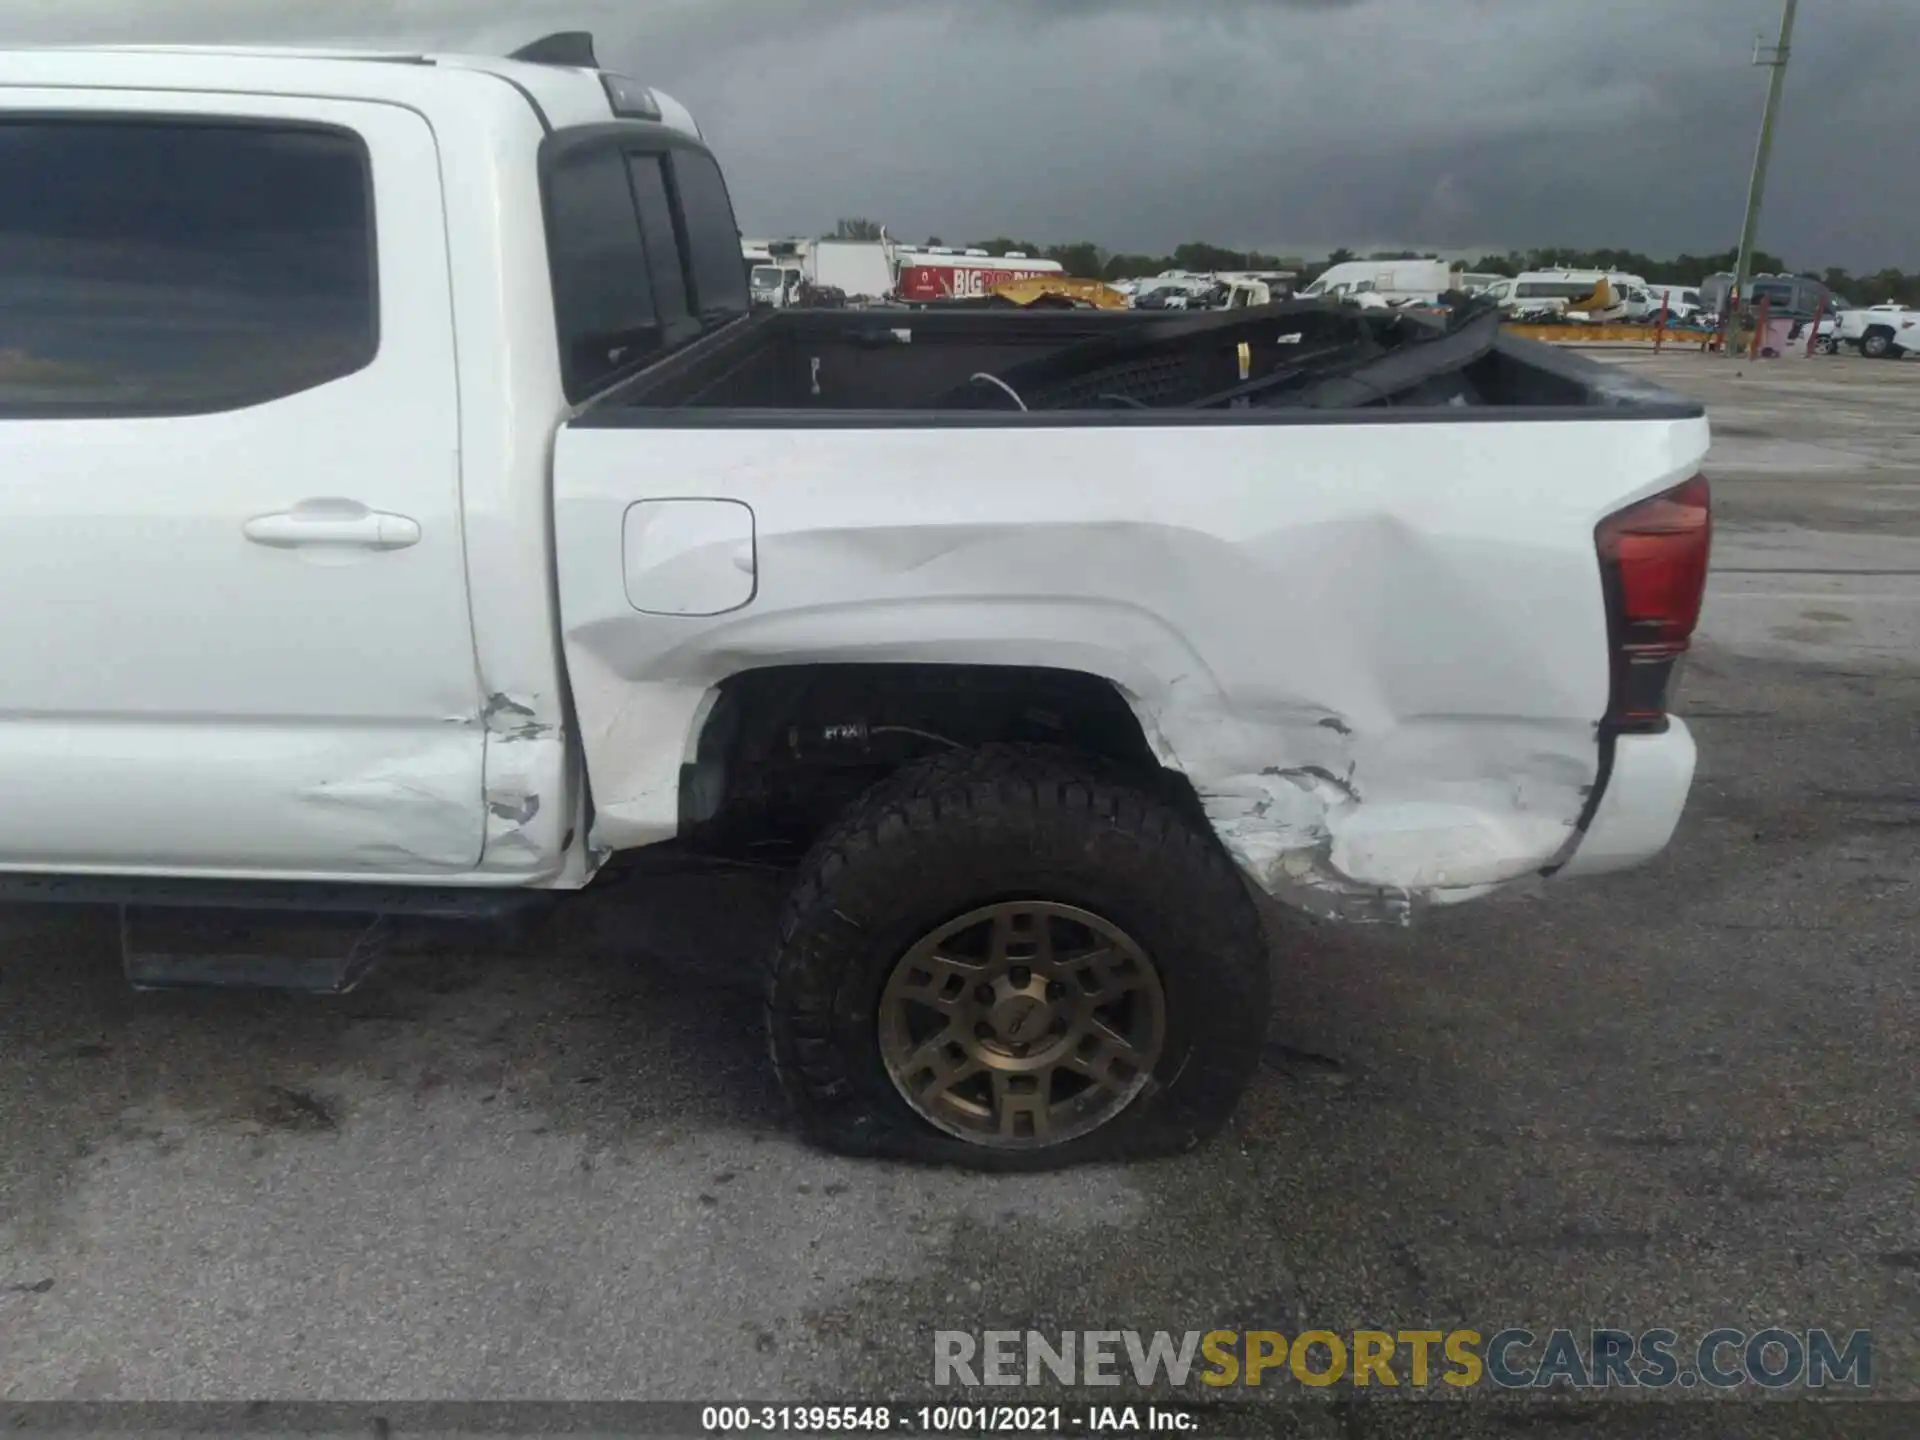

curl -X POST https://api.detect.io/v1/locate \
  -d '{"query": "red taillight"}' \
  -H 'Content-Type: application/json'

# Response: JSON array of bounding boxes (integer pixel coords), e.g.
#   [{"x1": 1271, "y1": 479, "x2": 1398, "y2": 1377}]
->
[{"x1": 1596, "y1": 475, "x2": 1712, "y2": 731}]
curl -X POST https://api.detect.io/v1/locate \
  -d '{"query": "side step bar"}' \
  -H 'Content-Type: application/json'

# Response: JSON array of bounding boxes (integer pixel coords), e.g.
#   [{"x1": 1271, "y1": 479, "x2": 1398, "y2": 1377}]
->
[
  {"x1": 0, "y1": 873, "x2": 562, "y2": 996},
  {"x1": 0, "y1": 871, "x2": 553, "y2": 919},
  {"x1": 121, "y1": 907, "x2": 396, "y2": 995}
]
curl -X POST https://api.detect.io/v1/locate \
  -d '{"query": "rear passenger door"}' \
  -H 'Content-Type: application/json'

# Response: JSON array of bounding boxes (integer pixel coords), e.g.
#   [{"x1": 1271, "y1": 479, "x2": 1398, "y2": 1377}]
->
[{"x1": 0, "y1": 93, "x2": 487, "y2": 876}]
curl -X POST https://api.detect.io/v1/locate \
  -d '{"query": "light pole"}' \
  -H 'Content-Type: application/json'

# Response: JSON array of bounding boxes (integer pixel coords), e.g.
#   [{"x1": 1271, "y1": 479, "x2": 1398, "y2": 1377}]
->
[{"x1": 1731, "y1": 0, "x2": 1801, "y2": 314}]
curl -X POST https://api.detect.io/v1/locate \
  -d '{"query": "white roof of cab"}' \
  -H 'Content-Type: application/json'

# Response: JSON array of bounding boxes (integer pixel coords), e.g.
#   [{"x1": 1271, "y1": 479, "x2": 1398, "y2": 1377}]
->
[{"x1": 0, "y1": 41, "x2": 702, "y2": 140}]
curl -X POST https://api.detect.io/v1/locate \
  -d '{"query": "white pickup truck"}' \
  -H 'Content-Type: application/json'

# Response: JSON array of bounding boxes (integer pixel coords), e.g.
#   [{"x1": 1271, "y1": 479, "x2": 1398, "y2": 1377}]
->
[
  {"x1": 1836, "y1": 302, "x2": 1920, "y2": 359},
  {"x1": 0, "y1": 36, "x2": 1712, "y2": 1168}
]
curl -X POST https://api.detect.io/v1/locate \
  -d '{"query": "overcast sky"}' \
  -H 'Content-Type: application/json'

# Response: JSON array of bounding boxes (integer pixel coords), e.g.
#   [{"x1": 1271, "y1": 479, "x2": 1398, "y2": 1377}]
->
[{"x1": 9, "y1": 0, "x2": 1916, "y2": 271}]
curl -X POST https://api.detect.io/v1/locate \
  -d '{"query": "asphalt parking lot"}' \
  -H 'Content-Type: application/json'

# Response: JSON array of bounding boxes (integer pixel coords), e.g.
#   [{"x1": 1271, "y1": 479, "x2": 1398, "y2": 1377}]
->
[{"x1": 1, "y1": 351, "x2": 1916, "y2": 1432}]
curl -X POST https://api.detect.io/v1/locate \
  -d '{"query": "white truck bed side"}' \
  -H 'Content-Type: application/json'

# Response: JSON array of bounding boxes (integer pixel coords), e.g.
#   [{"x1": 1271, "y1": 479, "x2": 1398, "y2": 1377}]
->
[{"x1": 554, "y1": 411, "x2": 1708, "y2": 916}]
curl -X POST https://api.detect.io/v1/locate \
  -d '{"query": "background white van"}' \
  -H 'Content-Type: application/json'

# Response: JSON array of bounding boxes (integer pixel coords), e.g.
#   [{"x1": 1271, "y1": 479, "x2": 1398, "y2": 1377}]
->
[{"x1": 1301, "y1": 259, "x2": 1462, "y2": 306}]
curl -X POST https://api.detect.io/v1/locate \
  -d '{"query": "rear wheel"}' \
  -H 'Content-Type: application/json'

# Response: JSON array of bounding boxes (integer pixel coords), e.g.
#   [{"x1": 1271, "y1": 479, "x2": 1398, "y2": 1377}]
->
[{"x1": 766, "y1": 744, "x2": 1270, "y2": 1168}]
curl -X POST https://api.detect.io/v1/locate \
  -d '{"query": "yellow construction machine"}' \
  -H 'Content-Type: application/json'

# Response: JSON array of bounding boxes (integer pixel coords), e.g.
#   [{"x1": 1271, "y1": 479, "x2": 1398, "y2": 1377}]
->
[{"x1": 986, "y1": 276, "x2": 1130, "y2": 310}]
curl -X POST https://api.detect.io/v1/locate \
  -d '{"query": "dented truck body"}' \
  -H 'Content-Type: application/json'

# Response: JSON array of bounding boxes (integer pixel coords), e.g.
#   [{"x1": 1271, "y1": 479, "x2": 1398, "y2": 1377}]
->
[
  {"x1": 0, "y1": 43, "x2": 1705, "y2": 922},
  {"x1": 556, "y1": 384, "x2": 1708, "y2": 919}
]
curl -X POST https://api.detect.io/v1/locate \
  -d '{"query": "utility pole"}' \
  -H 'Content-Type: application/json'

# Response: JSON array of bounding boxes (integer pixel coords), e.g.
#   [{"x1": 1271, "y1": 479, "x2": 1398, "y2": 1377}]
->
[{"x1": 1731, "y1": 0, "x2": 1800, "y2": 313}]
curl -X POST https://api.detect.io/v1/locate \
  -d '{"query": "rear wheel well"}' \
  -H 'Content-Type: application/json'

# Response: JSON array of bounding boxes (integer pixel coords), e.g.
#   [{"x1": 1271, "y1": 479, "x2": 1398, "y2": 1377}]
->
[{"x1": 678, "y1": 663, "x2": 1183, "y2": 861}]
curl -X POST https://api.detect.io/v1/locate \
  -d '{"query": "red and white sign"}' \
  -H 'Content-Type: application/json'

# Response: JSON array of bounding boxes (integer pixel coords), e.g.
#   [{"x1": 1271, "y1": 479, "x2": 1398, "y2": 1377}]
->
[{"x1": 896, "y1": 262, "x2": 1063, "y2": 302}]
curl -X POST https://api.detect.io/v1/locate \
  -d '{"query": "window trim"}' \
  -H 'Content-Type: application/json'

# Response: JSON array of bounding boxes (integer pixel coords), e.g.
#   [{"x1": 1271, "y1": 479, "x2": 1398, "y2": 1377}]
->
[
  {"x1": 659, "y1": 147, "x2": 750, "y2": 323},
  {"x1": 621, "y1": 151, "x2": 699, "y2": 350},
  {"x1": 0, "y1": 111, "x2": 381, "y2": 421},
  {"x1": 538, "y1": 122, "x2": 748, "y2": 404}
]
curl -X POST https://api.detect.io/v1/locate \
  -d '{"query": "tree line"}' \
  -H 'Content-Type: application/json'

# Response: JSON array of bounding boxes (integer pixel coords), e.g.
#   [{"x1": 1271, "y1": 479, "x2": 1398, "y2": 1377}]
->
[{"x1": 830, "y1": 219, "x2": 1920, "y2": 306}]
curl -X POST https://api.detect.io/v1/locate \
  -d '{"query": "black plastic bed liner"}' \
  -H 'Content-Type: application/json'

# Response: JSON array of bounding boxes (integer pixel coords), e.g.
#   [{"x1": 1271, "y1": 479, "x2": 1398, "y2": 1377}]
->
[
  {"x1": 593, "y1": 295, "x2": 1701, "y2": 418},
  {"x1": 929, "y1": 299, "x2": 1504, "y2": 411}
]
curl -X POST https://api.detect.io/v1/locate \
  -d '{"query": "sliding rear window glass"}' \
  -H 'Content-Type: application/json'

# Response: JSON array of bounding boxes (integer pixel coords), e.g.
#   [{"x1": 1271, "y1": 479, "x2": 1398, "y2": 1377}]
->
[
  {"x1": 669, "y1": 149, "x2": 749, "y2": 322},
  {"x1": 0, "y1": 118, "x2": 376, "y2": 418},
  {"x1": 625, "y1": 155, "x2": 692, "y2": 336},
  {"x1": 544, "y1": 128, "x2": 757, "y2": 401},
  {"x1": 545, "y1": 145, "x2": 664, "y2": 400}
]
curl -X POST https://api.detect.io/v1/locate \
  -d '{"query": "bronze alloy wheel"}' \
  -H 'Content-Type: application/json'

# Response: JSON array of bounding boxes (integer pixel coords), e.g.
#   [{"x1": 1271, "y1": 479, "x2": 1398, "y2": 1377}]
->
[{"x1": 877, "y1": 900, "x2": 1168, "y2": 1149}]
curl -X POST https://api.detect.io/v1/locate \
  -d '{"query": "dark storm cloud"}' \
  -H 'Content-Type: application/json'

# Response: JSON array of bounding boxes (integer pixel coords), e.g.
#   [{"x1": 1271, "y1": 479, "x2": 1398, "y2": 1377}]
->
[{"x1": 9, "y1": 0, "x2": 1915, "y2": 269}]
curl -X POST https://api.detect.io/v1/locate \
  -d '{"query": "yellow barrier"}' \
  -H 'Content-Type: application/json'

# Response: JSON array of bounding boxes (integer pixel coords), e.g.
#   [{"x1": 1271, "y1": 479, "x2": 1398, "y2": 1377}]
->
[{"x1": 1502, "y1": 323, "x2": 1717, "y2": 347}]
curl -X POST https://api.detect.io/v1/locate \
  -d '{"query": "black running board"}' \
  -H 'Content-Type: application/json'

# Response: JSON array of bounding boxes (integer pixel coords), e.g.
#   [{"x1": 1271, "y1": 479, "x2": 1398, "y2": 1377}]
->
[
  {"x1": 120, "y1": 907, "x2": 397, "y2": 994},
  {"x1": 0, "y1": 873, "x2": 562, "y2": 994},
  {"x1": 0, "y1": 870, "x2": 554, "y2": 919}
]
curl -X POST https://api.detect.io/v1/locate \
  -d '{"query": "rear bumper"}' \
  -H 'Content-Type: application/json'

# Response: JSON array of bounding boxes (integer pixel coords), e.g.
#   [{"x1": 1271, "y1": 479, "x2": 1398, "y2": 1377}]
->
[{"x1": 1555, "y1": 718, "x2": 1697, "y2": 879}]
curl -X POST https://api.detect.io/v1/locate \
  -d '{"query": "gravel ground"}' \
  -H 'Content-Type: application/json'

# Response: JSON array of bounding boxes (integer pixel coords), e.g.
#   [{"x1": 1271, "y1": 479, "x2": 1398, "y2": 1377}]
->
[{"x1": 0, "y1": 351, "x2": 1914, "y2": 1436}]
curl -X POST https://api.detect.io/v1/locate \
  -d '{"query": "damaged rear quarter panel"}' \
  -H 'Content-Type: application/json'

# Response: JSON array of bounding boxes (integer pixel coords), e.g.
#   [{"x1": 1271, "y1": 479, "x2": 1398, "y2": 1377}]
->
[{"x1": 553, "y1": 413, "x2": 1708, "y2": 910}]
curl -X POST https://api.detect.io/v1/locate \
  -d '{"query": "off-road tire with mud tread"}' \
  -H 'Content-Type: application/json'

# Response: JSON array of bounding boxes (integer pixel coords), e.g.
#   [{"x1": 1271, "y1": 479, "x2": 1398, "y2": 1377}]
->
[{"x1": 765, "y1": 743, "x2": 1271, "y2": 1169}]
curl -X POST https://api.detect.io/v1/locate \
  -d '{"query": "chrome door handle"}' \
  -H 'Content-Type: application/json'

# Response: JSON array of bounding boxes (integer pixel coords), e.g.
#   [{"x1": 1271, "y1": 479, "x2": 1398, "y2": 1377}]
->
[{"x1": 243, "y1": 499, "x2": 421, "y2": 551}]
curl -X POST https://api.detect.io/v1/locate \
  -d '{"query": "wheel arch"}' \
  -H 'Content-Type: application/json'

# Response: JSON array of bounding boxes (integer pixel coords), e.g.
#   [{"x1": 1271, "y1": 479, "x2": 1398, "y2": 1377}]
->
[
  {"x1": 673, "y1": 657, "x2": 1212, "y2": 858},
  {"x1": 567, "y1": 597, "x2": 1225, "y2": 854}
]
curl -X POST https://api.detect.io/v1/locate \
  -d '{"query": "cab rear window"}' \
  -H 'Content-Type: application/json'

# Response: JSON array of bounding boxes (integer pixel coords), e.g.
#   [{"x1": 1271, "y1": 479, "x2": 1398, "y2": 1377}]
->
[
  {"x1": 543, "y1": 145, "x2": 664, "y2": 400},
  {"x1": 542, "y1": 128, "x2": 749, "y2": 402}
]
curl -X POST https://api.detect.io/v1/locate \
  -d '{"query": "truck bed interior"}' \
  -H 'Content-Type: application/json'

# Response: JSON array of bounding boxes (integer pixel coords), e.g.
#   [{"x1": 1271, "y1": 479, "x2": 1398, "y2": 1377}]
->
[{"x1": 588, "y1": 300, "x2": 1701, "y2": 421}]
